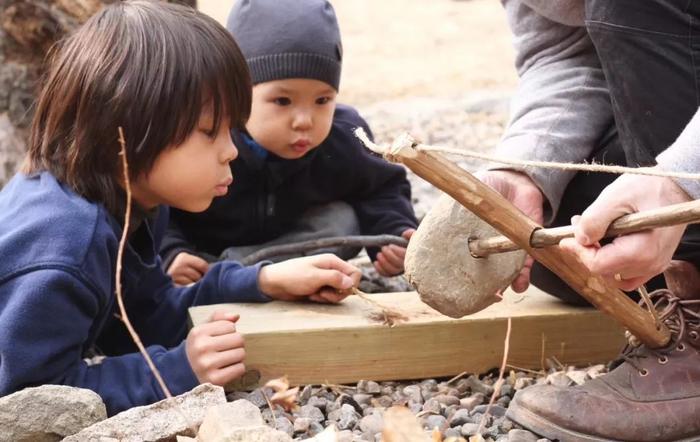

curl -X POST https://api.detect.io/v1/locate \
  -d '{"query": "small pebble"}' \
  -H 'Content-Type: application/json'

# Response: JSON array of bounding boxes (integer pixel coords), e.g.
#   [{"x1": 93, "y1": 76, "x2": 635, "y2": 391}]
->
[
  {"x1": 336, "y1": 404, "x2": 361, "y2": 430},
  {"x1": 422, "y1": 398, "x2": 441, "y2": 414},
  {"x1": 507, "y1": 429, "x2": 540, "y2": 442},
  {"x1": 275, "y1": 417, "x2": 293, "y2": 437},
  {"x1": 353, "y1": 393, "x2": 372, "y2": 407},
  {"x1": 460, "y1": 393, "x2": 485, "y2": 411},
  {"x1": 293, "y1": 417, "x2": 311, "y2": 434},
  {"x1": 359, "y1": 413, "x2": 384, "y2": 436},
  {"x1": 461, "y1": 423, "x2": 481, "y2": 437},
  {"x1": 423, "y1": 414, "x2": 448, "y2": 432},
  {"x1": 434, "y1": 394, "x2": 460, "y2": 407},
  {"x1": 472, "y1": 404, "x2": 507, "y2": 418},
  {"x1": 299, "y1": 385, "x2": 313, "y2": 404},
  {"x1": 298, "y1": 405, "x2": 325, "y2": 423},
  {"x1": 466, "y1": 375, "x2": 495, "y2": 396},
  {"x1": 403, "y1": 385, "x2": 424, "y2": 404},
  {"x1": 449, "y1": 408, "x2": 473, "y2": 426}
]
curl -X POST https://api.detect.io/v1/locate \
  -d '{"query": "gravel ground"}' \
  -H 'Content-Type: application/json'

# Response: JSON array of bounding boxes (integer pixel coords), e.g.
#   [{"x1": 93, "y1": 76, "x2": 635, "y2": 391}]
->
[{"x1": 228, "y1": 363, "x2": 609, "y2": 441}]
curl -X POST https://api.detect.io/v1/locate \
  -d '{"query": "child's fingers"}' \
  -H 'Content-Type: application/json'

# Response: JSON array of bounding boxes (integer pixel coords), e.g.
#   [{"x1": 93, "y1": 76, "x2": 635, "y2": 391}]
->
[
  {"x1": 210, "y1": 362, "x2": 247, "y2": 386},
  {"x1": 207, "y1": 347, "x2": 246, "y2": 370},
  {"x1": 312, "y1": 268, "x2": 355, "y2": 291},
  {"x1": 209, "y1": 332, "x2": 245, "y2": 352},
  {"x1": 308, "y1": 294, "x2": 328, "y2": 303},
  {"x1": 177, "y1": 266, "x2": 204, "y2": 283},
  {"x1": 314, "y1": 254, "x2": 361, "y2": 279},
  {"x1": 208, "y1": 311, "x2": 240, "y2": 323},
  {"x1": 181, "y1": 253, "x2": 209, "y2": 275},
  {"x1": 317, "y1": 287, "x2": 346, "y2": 303},
  {"x1": 376, "y1": 250, "x2": 402, "y2": 275},
  {"x1": 199, "y1": 319, "x2": 238, "y2": 337},
  {"x1": 172, "y1": 274, "x2": 195, "y2": 286},
  {"x1": 383, "y1": 245, "x2": 405, "y2": 266}
]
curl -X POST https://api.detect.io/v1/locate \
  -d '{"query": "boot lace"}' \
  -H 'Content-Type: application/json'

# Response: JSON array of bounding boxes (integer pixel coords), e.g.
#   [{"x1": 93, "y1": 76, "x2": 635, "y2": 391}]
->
[{"x1": 617, "y1": 289, "x2": 700, "y2": 376}]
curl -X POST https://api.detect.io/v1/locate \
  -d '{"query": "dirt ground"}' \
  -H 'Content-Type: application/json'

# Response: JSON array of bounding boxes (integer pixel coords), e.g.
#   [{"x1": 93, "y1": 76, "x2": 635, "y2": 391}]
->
[{"x1": 199, "y1": 0, "x2": 517, "y2": 107}]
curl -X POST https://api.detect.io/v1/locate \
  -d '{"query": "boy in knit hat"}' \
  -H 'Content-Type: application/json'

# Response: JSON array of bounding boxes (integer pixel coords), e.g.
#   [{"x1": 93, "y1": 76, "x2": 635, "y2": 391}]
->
[{"x1": 160, "y1": 0, "x2": 418, "y2": 285}]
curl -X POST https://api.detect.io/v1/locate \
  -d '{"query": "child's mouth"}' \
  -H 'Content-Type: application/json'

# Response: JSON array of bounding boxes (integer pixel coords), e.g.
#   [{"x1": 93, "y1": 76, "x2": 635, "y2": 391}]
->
[{"x1": 291, "y1": 140, "x2": 311, "y2": 153}]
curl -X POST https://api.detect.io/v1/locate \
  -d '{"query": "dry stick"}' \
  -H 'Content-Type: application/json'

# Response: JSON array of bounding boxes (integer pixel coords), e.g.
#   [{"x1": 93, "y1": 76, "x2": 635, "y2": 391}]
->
[
  {"x1": 116, "y1": 128, "x2": 172, "y2": 399},
  {"x1": 477, "y1": 316, "x2": 512, "y2": 435},
  {"x1": 239, "y1": 235, "x2": 408, "y2": 265}
]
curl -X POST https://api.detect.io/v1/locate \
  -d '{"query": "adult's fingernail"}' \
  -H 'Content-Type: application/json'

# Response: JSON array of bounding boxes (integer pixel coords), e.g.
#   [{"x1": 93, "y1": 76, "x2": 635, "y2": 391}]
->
[{"x1": 341, "y1": 275, "x2": 353, "y2": 289}]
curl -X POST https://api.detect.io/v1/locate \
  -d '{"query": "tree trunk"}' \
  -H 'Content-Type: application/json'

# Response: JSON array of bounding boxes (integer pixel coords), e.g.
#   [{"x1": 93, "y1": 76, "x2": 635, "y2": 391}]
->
[{"x1": 0, "y1": 0, "x2": 197, "y2": 189}]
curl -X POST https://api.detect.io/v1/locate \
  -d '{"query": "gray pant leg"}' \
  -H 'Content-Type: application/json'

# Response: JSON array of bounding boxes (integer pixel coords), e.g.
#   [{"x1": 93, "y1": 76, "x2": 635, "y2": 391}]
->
[{"x1": 220, "y1": 201, "x2": 361, "y2": 263}]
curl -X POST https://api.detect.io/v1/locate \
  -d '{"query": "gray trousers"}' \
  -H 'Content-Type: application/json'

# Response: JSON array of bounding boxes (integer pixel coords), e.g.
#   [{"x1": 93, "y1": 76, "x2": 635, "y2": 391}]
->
[{"x1": 218, "y1": 201, "x2": 362, "y2": 263}]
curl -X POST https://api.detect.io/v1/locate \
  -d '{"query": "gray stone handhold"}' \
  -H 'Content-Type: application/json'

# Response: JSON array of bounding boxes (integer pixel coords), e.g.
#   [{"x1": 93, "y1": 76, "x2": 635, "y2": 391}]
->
[
  {"x1": 405, "y1": 194, "x2": 526, "y2": 317},
  {"x1": 0, "y1": 384, "x2": 106, "y2": 442},
  {"x1": 64, "y1": 383, "x2": 225, "y2": 442}
]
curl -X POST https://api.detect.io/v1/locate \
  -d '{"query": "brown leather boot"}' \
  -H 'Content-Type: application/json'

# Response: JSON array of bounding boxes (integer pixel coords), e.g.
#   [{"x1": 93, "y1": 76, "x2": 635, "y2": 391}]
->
[{"x1": 507, "y1": 286, "x2": 700, "y2": 441}]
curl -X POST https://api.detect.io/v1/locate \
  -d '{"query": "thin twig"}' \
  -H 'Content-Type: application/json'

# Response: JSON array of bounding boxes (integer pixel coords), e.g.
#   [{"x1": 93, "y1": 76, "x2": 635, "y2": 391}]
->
[
  {"x1": 354, "y1": 128, "x2": 700, "y2": 181},
  {"x1": 445, "y1": 371, "x2": 468, "y2": 385},
  {"x1": 260, "y1": 389, "x2": 279, "y2": 430},
  {"x1": 505, "y1": 364, "x2": 544, "y2": 376},
  {"x1": 477, "y1": 317, "x2": 512, "y2": 435},
  {"x1": 239, "y1": 235, "x2": 408, "y2": 265},
  {"x1": 116, "y1": 127, "x2": 172, "y2": 399}
]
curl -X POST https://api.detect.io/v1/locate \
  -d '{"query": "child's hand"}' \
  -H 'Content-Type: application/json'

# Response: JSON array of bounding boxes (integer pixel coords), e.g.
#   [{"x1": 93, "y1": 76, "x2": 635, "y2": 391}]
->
[
  {"x1": 258, "y1": 254, "x2": 361, "y2": 303},
  {"x1": 168, "y1": 252, "x2": 209, "y2": 286},
  {"x1": 185, "y1": 311, "x2": 245, "y2": 386},
  {"x1": 374, "y1": 229, "x2": 415, "y2": 277}
]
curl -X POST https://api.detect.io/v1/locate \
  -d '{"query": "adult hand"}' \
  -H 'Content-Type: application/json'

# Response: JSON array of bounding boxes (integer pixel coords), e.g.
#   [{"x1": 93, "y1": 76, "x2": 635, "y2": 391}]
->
[
  {"x1": 559, "y1": 174, "x2": 691, "y2": 291},
  {"x1": 168, "y1": 252, "x2": 209, "y2": 286},
  {"x1": 258, "y1": 254, "x2": 362, "y2": 303},
  {"x1": 477, "y1": 170, "x2": 545, "y2": 292},
  {"x1": 374, "y1": 228, "x2": 415, "y2": 276},
  {"x1": 186, "y1": 311, "x2": 245, "y2": 386}
]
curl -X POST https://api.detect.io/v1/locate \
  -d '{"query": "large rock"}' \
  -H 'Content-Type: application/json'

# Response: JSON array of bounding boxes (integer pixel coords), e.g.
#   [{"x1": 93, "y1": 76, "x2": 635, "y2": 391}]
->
[
  {"x1": 0, "y1": 384, "x2": 106, "y2": 442},
  {"x1": 405, "y1": 194, "x2": 526, "y2": 317},
  {"x1": 200, "y1": 426, "x2": 291, "y2": 442},
  {"x1": 64, "y1": 383, "x2": 226, "y2": 442}
]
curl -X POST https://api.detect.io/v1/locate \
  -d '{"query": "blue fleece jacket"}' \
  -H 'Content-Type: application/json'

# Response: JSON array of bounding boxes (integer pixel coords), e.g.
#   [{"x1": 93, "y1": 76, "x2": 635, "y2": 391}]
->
[{"x1": 0, "y1": 172, "x2": 271, "y2": 415}]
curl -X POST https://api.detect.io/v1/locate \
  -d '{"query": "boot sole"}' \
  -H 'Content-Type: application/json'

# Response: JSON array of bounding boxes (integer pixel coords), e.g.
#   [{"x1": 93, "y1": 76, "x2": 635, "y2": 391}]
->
[{"x1": 507, "y1": 398, "x2": 700, "y2": 442}]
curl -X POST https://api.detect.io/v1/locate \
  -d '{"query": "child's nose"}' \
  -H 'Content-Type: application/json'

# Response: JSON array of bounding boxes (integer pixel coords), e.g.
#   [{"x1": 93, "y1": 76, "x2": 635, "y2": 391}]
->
[
  {"x1": 221, "y1": 135, "x2": 238, "y2": 163},
  {"x1": 292, "y1": 111, "x2": 312, "y2": 131}
]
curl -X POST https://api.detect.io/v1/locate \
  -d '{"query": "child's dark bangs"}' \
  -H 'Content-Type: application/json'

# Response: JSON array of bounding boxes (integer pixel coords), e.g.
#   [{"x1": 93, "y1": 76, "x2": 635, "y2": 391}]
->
[{"x1": 173, "y1": 15, "x2": 251, "y2": 143}]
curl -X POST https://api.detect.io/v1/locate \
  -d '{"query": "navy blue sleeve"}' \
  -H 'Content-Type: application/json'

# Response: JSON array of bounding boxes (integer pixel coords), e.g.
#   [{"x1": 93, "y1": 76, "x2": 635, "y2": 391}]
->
[
  {"x1": 0, "y1": 269, "x2": 198, "y2": 416},
  {"x1": 121, "y1": 259, "x2": 271, "y2": 349}
]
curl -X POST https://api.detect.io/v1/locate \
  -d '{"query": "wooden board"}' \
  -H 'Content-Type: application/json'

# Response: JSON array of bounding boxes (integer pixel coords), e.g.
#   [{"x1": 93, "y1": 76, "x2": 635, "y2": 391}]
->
[{"x1": 189, "y1": 287, "x2": 625, "y2": 388}]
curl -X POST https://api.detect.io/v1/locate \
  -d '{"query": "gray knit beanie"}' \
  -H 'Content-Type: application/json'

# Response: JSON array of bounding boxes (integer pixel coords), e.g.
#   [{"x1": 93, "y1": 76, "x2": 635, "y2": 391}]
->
[{"x1": 226, "y1": 0, "x2": 343, "y2": 90}]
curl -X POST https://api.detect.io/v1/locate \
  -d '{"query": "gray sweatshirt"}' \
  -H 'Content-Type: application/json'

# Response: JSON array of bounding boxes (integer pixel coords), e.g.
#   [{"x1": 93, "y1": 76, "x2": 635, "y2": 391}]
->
[{"x1": 497, "y1": 0, "x2": 700, "y2": 223}]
